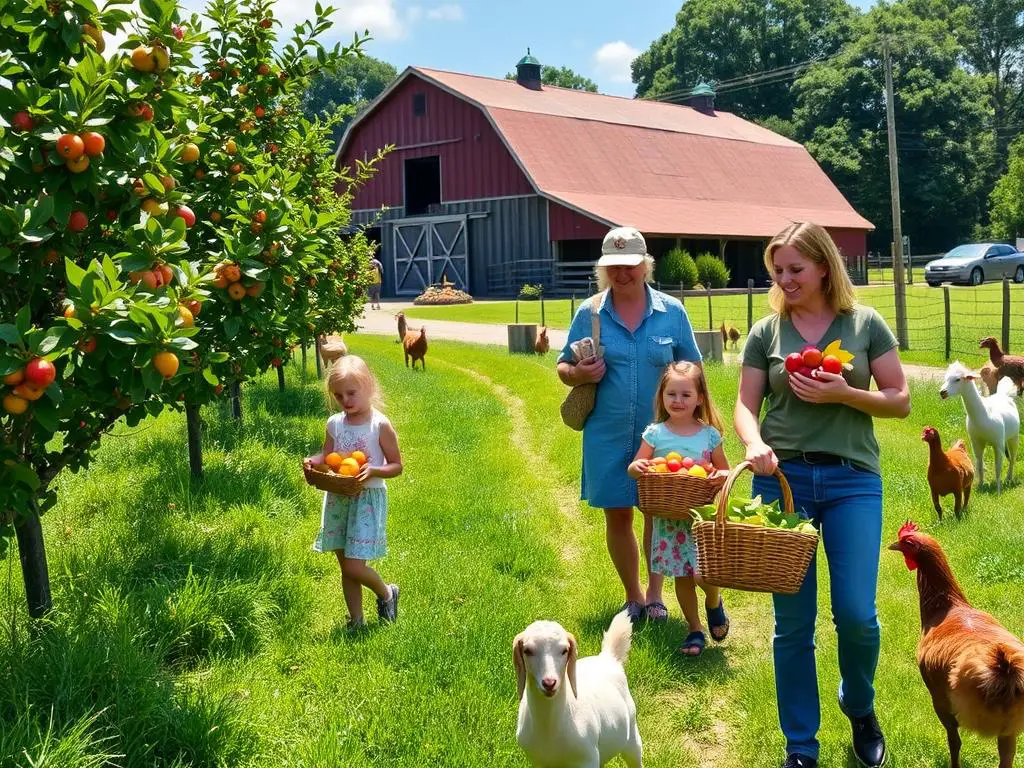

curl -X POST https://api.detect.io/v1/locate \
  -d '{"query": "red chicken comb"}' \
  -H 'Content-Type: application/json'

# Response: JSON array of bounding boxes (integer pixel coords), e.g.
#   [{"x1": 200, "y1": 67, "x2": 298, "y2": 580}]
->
[{"x1": 898, "y1": 521, "x2": 920, "y2": 539}]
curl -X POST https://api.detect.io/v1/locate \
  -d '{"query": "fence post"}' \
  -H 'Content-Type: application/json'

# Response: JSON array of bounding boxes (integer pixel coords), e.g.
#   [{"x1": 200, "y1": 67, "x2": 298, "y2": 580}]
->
[
  {"x1": 706, "y1": 287, "x2": 713, "y2": 330},
  {"x1": 570, "y1": 293, "x2": 575, "y2": 318},
  {"x1": 943, "y1": 286, "x2": 951, "y2": 361},
  {"x1": 541, "y1": 295, "x2": 546, "y2": 327},
  {"x1": 1003, "y1": 277, "x2": 1011, "y2": 353},
  {"x1": 747, "y1": 279, "x2": 754, "y2": 332},
  {"x1": 679, "y1": 285, "x2": 685, "y2": 305},
  {"x1": 515, "y1": 299, "x2": 519, "y2": 324}
]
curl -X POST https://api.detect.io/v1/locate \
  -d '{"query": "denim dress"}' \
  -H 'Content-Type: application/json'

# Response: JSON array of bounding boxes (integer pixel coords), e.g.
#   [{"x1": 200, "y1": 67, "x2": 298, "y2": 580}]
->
[{"x1": 558, "y1": 286, "x2": 701, "y2": 509}]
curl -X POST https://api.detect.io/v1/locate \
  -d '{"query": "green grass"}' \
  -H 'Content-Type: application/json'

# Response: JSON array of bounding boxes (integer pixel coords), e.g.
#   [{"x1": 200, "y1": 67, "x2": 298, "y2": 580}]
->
[
  {"x1": 3, "y1": 336, "x2": 1024, "y2": 766},
  {"x1": 403, "y1": 282, "x2": 1024, "y2": 370}
]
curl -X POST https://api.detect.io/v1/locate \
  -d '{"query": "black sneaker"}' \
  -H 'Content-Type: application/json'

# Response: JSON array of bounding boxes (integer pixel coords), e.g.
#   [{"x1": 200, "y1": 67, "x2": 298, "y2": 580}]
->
[
  {"x1": 782, "y1": 755, "x2": 818, "y2": 768},
  {"x1": 377, "y1": 584, "x2": 399, "y2": 623},
  {"x1": 840, "y1": 700, "x2": 887, "y2": 767}
]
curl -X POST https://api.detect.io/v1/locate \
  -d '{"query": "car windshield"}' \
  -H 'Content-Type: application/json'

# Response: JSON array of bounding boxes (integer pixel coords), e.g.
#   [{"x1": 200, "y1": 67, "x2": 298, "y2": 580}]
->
[{"x1": 942, "y1": 244, "x2": 988, "y2": 259}]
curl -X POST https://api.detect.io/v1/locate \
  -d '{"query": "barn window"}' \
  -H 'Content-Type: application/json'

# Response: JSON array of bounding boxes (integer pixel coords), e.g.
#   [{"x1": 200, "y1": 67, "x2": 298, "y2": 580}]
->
[
  {"x1": 404, "y1": 156, "x2": 441, "y2": 215},
  {"x1": 412, "y1": 93, "x2": 426, "y2": 117}
]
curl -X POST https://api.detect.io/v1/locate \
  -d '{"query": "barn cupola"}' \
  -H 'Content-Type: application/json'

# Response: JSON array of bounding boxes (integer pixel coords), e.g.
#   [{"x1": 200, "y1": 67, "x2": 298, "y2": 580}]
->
[
  {"x1": 687, "y1": 81, "x2": 716, "y2": 115},
  {"x1": 515, "y1": 49, "x2": 543, "y2": 91}
]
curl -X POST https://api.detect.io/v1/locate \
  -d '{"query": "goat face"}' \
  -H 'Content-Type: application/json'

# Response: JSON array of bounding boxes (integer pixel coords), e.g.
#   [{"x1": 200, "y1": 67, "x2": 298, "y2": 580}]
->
[
  {"x1": 513, "y1": 620, "x2": 577, "y2": 701},
  {"x1": 940, "y1": 361, "x2": 978, "y2": 400}
]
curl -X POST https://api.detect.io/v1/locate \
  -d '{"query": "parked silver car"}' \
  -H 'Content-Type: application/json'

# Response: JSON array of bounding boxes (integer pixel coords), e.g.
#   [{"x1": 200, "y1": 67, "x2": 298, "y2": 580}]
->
[{"x1": 924, "y1": 243, "x2": 1024, "y2": 287}]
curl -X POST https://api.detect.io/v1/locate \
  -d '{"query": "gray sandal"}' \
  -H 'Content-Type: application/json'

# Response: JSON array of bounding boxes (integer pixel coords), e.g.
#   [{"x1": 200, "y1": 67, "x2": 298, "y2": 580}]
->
[{"x1": 377, "y1": 583, "x2": 400, "y2": 623}]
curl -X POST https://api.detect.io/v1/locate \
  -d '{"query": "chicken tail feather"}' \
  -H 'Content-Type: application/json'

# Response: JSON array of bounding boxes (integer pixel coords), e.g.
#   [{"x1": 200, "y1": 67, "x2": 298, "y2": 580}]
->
[{"x1": 967, "y1": 644, "x2": 1024, "y2": 706}]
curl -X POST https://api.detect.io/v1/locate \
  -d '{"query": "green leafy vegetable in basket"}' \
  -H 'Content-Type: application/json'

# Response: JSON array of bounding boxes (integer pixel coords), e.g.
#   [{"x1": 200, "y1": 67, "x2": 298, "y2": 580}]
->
[{"x1": 692, "y1": 495, "x2": 817, "y2": 535}]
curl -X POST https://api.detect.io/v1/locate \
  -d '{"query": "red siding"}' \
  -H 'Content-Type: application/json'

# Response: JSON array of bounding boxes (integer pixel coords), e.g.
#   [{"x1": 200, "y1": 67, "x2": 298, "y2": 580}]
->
[
  {"x1": 828, "y1": 227, "x2": 867, "y2": 260},
  {"x1": 549, "y1": 200, "x2": 609, "y2": 241},
  {"x1": 337, "y1": 75, "x2": 533, "y2": 210}
]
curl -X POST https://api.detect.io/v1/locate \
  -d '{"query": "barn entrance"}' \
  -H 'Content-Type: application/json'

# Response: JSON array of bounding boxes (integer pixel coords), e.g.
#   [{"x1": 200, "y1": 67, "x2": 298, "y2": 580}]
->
[
  {"x1": 391, "y1": 214, "x2": 469, "y2": 296},
  {"x1": 404, "y1": 156, "x2": 441, "y2": 216}
]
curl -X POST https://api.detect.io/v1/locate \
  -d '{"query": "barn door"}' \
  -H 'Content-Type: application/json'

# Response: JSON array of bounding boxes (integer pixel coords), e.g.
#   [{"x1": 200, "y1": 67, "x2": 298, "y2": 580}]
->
[{"x1": 392, "y1": 215, "x2": 470, "y2": 296}]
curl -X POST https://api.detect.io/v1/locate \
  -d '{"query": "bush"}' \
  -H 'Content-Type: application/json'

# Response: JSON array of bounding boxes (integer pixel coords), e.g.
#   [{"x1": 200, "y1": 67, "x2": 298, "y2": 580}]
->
[
  {"x1": 695, "y1": 253, "x2": 731, "y2": 289},
  {"x1": 518, "y1": 283, "x2": 544, "y2": 300},
  {"x1": 655, "y1": 248, "x2": 698, "y2": 289}
]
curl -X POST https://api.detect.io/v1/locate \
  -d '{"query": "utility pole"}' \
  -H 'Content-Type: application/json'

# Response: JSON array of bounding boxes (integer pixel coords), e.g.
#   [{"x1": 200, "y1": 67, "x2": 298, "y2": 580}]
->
[{"x1": 884, "y1": 38, "x2": 909, "y2": 350}]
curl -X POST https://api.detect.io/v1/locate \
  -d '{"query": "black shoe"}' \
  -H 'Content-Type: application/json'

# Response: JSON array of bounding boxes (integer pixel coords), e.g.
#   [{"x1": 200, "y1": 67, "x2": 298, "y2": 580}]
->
[
  {"x1": 782, "y1": 755, "x2": 818, "y2": 768},
  {"x1": 840, "y1": 700, "x2": 887, "y2": 767},
  {"x1": 377, "y1": 584, "x2": 399, "y2": 623}
]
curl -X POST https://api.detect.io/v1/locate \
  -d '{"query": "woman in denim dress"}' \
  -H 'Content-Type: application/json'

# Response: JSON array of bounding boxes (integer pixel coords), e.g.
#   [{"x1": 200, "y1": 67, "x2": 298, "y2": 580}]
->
[{"x1": 557, "y1": 227, "x2": 701, "y2": 624}]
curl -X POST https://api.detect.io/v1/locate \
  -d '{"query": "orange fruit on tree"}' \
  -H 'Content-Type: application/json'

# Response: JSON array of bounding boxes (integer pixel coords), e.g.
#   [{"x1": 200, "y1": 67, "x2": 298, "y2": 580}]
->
[
  {"x1": 213, "y1": 273, "x2": 229, "y2": 289},
  {"x1": 153, "y1": 351, "x2": 179, "y2": 379},
  {"x1": 150, "y1": 45, "x2": 170, "y2": 73},
  {"x1": 63, "y1": 306, "x2": 76, "y2": 319},
  {"x1": 245, "y1": 282, "x2": 265, "y2": 297},
  {"x1": 176, "y1": 305, "x2": 194, "y2": 328},
  {"x1": 221, "y1": 264, "x2": 241, "y2": 283},
  {"x1": 325, "y1": 452, "x2": 344, "y2": 471},
  {"x1": 224, "y1": 139, "x2": 237, "y2": 154},
  {"x1": 130, "y1": 45, "x2": 155, "y2": 72},
  {"x1": 141, "y1": 198, "x2": 166, "y2": 217},
  {"x1": 3, "y1": 393, "x2": 28, "y2": 415},
  {"x1": 13, "y1": 383, "x2": 45, "y2": 401},
  {"x1": 350, "y1": 450, "x2": 367, "y2": 466},
  {"x1": 66, "y1": 154, "x2": 90, "y2": 173},
  {"x1": 180, "y1": 142, "x2": 200, "y2": 163},
  {"x1": 56, "y1": 133, "x2": 84, "y2": 159},
  {"x1": 3, "y1": 369, "x2": 25, "y2": 386},
  {"x1": 81, "y1": 131, "x2": 105, "y2": 156},
  {"x1": 156, "y1": 264, "x2": 173, "y2": 285},
  {"x1": 227, "y1": 283, "x2": 246, "y2": 300}
]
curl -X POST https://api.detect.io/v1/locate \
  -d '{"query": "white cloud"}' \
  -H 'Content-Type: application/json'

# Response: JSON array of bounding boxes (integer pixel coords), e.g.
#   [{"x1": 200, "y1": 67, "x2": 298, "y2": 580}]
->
[
  {"x1": 407, "y1": 5, "x2": 424, "y2": 23},
  {"x1": 593, "y1": 40, "x2": 640, "y2": 84},
  {"x1": 332, "y1": 0, "x2": 406, "y2": 40},
  {"x1": 425, "y1": 4, "x2": 463, "y2": 21}
]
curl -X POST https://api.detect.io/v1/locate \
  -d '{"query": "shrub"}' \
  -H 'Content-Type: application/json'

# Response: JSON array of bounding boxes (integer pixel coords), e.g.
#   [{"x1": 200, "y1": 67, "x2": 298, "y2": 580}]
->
[
  {"x1": 695, "y1": 253, "x2": 731, "y2": 289},
  {"x1": 655, "y1": 248, "x2": 698, "y2": 289},
  {"x1": 518, "y1": 283, "x2": 544, "y2": 300}
]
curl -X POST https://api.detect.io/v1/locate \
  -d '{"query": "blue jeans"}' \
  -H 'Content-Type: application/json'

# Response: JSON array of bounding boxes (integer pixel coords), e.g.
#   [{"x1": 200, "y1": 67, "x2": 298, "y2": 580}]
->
[{"x1": 751, "y1": 458, "x2": 883, "y2": 760}]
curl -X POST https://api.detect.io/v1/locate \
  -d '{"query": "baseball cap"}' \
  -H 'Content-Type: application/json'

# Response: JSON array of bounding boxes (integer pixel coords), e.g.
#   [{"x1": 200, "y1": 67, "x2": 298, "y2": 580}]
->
[{"x1": 597, "y1": 227, "x2": 648, "y2": 267}]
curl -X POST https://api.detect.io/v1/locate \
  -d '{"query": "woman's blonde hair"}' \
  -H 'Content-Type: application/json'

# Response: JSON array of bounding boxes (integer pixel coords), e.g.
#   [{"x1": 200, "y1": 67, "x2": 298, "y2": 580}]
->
[
  {"x1": 653, "y1": 361, "x2": 724, "y2": 434},
  {"x1": 594, "y1": 255, "x2": 656, "y2": 292},
  {"x1": 764, "y1": 221, "x2": 857, "y2": 316},
  {"x1": 324, "y1": 354, "x2": 380, "y2": 411}
]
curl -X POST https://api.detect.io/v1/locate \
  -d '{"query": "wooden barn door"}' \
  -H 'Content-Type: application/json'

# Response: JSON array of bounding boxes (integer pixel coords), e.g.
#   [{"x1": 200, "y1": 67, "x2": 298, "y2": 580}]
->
[{"x1": 392, "y1": 215, "x2": 469, "y2": 296}]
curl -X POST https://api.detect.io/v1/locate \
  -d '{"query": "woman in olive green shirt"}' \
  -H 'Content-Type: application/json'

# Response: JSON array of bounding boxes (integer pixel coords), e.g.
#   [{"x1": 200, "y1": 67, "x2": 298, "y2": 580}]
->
[{"x1": 734, "y1": 222, "x2": 910, "y2": 768}]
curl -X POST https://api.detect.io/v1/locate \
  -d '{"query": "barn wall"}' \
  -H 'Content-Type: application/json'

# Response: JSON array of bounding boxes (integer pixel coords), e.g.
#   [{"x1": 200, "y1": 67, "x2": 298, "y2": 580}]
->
[{"x1": 548, "y1": 200, "x2": 609, "y2": 241}]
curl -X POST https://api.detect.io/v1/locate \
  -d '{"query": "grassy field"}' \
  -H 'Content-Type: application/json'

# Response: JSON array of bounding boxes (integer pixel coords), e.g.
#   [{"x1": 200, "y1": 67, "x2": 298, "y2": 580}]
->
[
  {"x1": 3, "y1": 335, "x2": 1024, "y2": 766},
  {"x1": 403, "y1": 281, "x2": 1024, "y2": 369}
]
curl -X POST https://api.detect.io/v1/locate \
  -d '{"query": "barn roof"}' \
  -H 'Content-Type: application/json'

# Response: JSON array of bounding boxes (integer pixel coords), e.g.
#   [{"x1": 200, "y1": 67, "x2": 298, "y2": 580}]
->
[{"x1": 337, "y1": 66, "x2": 873, "y2": 237}]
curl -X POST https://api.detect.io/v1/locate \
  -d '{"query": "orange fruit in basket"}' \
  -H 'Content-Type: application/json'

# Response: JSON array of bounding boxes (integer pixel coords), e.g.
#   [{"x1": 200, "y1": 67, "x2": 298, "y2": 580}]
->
[
  {"x1": 651, "y1": 456, "x2": 667, "y2": 465},
  {"x1": 341, "y1": 457, "x2": 360, "y2": 472},
  {"x1": 325, "y1": 452, "x2": 344, "y2": 471},
  {"x1": 338, "y1": 463, "x2": 358, "y2": 477},
  {"x1": 350, "y1": 450, "x2": 367, "y2": 466}
]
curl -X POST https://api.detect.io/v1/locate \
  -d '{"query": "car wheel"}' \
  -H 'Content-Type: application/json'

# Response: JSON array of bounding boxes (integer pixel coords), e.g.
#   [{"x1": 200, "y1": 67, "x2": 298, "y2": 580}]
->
[
  {"x1": 1015, "y1": 266, "x2": 1024, "y2": 284},
  {"x1": 970, "y1": 267, "x2": 983, "y2": 286}
]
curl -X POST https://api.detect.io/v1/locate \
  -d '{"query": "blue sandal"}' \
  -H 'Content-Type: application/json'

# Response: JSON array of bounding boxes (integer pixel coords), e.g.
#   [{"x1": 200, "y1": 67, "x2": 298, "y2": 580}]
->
[
  {"x1": 622, "y1": 600, "x2": 645, "y2": 625},
  {"x1": 644, "y1": 600, "x2": 669, "y2": 623},
  {"x1": 679, "y1": 630, "x2": 706, "y2": 656},
  {"x1": 707, "y1": 598, "x2": 730, "y2": 641}
]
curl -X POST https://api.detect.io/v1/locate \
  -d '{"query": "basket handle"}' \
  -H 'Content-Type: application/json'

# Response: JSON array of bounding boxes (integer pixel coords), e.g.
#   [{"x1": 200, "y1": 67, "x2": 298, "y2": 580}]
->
[{"x1": 714, "y1": 461, "x2": 795, "y2": 526}]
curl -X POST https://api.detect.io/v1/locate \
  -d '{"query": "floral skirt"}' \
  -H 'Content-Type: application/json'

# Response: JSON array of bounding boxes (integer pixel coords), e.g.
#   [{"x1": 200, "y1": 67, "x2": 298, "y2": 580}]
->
[
  {"x1": 313, "y1": 487, "x2": 388, "y2": 560},
  {"x1": 650, "y1": 517, "x2": 698, "y2": 577}
]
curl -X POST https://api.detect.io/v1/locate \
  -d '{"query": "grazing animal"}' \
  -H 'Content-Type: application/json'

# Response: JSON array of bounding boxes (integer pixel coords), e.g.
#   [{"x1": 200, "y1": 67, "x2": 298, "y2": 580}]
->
[
  {"x1": 396, "y1": 312, "x2": 407, "y2": 344},
  {"x1": 514, "y1": 611, "x2": 642, "y2": 768},
  {"x1": 940, "y1": 361, "x2": 1020, "y2": 493},
  {"x1": 318, "y1": 334, "x2": 348, "y2": 368},
  {"x1": 922, "y1": 426, "x2": 974, "y2": 520},
  {"x1": 534, "y1": 327, "x2": 550, "y2": 355},
  {"x1": 403, "y1": 326, "x2": 427, "y2": 370},
  {"x1": 719, "y1": 322, "x2": 728, "y2": 348},
  {"x1": 728, "y1": 325, "x2": 741, "y2": 349},
  {"x1": 890, "y1": 522, "x2": 1024, "y2": 768},
  {"x1": 979, "y1": 337, "x2": 1024, "y2": 395},
  {"x1": 980, "y1": 361, "x2": 1000, "y2": 396}
]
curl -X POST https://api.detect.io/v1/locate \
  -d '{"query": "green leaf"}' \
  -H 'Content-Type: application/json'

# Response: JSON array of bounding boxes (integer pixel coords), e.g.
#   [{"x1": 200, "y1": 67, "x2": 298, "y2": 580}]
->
[
  {"x1": 209, "y1": 352, "x2": 229, "y2": 363},
  {"x1": 167, "y1": 336, "x2": 198, "y2": 351},
  {"x1": 15, "y1": 305, "x2": 30, "y2": 335},
  {"x1": 6, "y1": 463, "x2": 40, "y2": 491},
  {"x1": 202, "y1": 367, "x2": 219, "y2": 386},
  {"x1": 65, "y1": 259, "x2": 87, "y2": 290},
  {"x1": 37, "y1": 328, "x2": 67, "y2": 356},
  {"x1": 223, "y1": 316, "x2": 241, "y2": 339},
  {"x1": 105, "y1": 327, "x2": 142, "y2": 344}
]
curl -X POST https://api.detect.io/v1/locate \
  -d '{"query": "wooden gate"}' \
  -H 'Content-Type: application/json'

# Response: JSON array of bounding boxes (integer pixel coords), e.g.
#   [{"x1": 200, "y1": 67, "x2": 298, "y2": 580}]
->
[{"x1": 392, "y1": 215, "x2": 469, "y2": 296}]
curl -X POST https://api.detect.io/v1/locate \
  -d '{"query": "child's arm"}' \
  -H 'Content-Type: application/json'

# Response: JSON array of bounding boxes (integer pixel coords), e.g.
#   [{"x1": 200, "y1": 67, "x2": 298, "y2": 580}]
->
[
  {"x1": 710, "y1": 443, "x2": 730, "y2": 478},
  {"x1": 627, "y1": 440, "x2": 655, "y2": 479},
  {"x1": 360, "y1": 420, "x2": 403, "y2": 481},
  {"x1": 304, "y1": 429, "x2": 333, "y2": 468}
]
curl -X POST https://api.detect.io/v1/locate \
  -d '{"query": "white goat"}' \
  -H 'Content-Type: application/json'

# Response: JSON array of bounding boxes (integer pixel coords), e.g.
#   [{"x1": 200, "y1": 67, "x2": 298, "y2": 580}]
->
[
  {"x1": 940, "y1": 361, "x2": 1020, "y2": 493},
  {"x1": 514, "y1": 611, "x2": 642, "y2": 768}
]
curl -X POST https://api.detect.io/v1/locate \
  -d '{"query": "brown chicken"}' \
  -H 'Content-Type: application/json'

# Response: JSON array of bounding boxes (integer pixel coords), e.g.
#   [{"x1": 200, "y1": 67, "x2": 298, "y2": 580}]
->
[
  {"x1": 403, "y1": 326, "x2": 427, "y2": 370},
  {"x1": 922, "y1": 426, "x2": 974, "y2": 520},
  {"x1": 890, "y1": 522, "x2": 1024, "y2": 768},
  {"x1": 534, "y1": 326, "x2": 549, "y2": 355},
  {"x1": 980, "y1": 337, "x2": 1024, "y2": 395},
  {"x1": 728, "y1": 325, "x2": 741, "y2": 349}
]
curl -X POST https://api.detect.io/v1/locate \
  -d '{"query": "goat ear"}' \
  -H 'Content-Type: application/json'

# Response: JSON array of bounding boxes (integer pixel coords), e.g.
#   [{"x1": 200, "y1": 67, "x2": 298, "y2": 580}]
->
[
  {"x1": 965, "y1": 373, "x2": 979, "y2": 381},
  {"x1": 513, "y1": 634, "x2": 526, "y2": 701},
  {"x1": 567, "y1": 633, "x2": 578, "y2": 699}
]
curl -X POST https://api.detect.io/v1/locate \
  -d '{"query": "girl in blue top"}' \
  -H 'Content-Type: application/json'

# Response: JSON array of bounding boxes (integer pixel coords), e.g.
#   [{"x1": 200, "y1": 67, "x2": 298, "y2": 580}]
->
[{"x1": 628, "y1": 361, "x2": 731, "y2": 656}]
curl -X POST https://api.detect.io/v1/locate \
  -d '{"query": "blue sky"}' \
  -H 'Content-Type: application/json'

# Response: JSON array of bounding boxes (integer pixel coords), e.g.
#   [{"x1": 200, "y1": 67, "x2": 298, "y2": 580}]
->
[{"x1": 181, "y1": 0, "x2": 874, "y2": 96}]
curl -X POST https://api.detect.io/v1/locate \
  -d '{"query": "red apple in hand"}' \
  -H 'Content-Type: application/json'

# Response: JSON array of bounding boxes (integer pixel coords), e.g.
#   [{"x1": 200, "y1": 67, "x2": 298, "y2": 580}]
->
[
  {"x1": 785, "y1": 352, "x2": 804, "y2": 373},
  {"x1": 797, "y1": 365, "x2": 815, "y2": 378},
  {"x1": 801, "y1": 346, "x2": 823, "y2": 368}
]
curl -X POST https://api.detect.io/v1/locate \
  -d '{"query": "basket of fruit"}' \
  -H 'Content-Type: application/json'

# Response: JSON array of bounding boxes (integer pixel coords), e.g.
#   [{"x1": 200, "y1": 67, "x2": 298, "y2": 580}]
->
[
  {"x1": 691, "y1": 461, "x2": 818, "y2": 594},
  {"x1": 637, "y1": 453, "x2": 727, "y2": 519},
  {"x1": 302, "y1": 451, "x2": 367, "y2": 497}
]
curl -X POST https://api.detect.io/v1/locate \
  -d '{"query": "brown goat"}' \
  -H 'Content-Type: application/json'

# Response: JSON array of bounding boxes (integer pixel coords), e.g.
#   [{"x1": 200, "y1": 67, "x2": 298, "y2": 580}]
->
[
  {"x1": 979, "y1": 337, "x2": 1024, "y2": 395},
  {"x1": 728, "y1": 325, "x2": 741, "y2": 349},
  {"x1": 319, "y1": 334, "x2": 348, "y2": 368},
  {"x1": 980, "y1": 361, "x2": 1000, "y2": 396},
  {"x1": 534, "y1": 326, "x2": 550, "y2": 355},
  {"x1": 396, "y1": 312, "x2": 407, "y2": 344},
  {"x1": 403, "y1": 326, "x2": 427, "y2": 370}
]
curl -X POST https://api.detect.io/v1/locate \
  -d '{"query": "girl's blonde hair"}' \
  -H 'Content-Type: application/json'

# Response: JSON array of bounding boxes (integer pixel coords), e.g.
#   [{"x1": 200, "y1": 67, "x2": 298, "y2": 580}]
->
[
  {"x1": 654, "y1": 361, "x2": 724, "y2": 434},
  {"x1": 594, "y1": 255, "x2": 656, "y2": 292},
  {"x1": 764, "y1": 221, "x2": 857, "y2": 316},
  {"x1": 324, "y1": 354, "x2": 380, "y2": 411}
]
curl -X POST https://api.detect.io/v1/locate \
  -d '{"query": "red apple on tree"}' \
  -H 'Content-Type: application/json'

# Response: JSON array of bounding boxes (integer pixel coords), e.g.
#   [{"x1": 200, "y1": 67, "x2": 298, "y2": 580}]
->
[{"x1": 25, "y1": 358, "x2": 56, "y2": 388}]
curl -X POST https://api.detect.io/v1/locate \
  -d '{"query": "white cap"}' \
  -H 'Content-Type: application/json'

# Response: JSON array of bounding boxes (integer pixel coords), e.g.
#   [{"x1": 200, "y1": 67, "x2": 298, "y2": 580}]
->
[{"x1": 598, "y1": 226, "x2": 648, "y2": 267}]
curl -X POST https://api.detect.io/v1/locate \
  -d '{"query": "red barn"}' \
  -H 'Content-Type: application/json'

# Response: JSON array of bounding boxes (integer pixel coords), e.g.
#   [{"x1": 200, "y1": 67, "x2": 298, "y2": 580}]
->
[{"x1": 335, "y1": 56, "x2": 873, "y2": 297}]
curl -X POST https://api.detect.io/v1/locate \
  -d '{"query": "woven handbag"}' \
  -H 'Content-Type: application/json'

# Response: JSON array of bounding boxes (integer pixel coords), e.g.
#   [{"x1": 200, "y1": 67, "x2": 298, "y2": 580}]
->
[{"x1": 559, "y1": 303, "x2": 603, "y2": 431}]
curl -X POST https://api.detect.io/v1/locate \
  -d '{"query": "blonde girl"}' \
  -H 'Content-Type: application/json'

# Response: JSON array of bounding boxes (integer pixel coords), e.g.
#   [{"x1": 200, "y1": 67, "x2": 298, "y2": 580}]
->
[
  {"x1": 627, "y1": 362, "x2": 730, "y2": 656},
  {"x1": 304, "y1": 355, "x2": 403, "y2": 627}
]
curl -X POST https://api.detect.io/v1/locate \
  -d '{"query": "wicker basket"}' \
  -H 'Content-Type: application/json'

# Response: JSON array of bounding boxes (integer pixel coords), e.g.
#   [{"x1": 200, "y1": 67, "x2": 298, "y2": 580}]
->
[
  {"x1": 303, "y1": 464, "x2": 362, "y2": 497},
  {"x1": 637, "y1": 470, "x2": 726, "y2": 520},
  {"x1": 692, "y1": 461, "x2": 818, "y2": 594}
]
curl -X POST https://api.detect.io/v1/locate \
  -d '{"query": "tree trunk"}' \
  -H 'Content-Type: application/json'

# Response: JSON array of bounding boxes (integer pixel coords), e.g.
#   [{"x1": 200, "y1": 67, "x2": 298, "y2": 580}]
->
[
  {"x1": 277, "y1": 364, "x2": 285, "y2": 392},
  {"x1": 15, "y1": 510, "x2": 52, "y2": 618},
  {"x1": 314, "y1": 338, "x2": 322, "y2": 377},
  {"x1": 185, "y1": 401, "x2": 203, "y2": 477},
  {"x1": 301, "y1": 343, "x2": 307, "y2": 383},
  {"x1": 231, "y1": 380, "x2": 242, "y2": 420}
]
